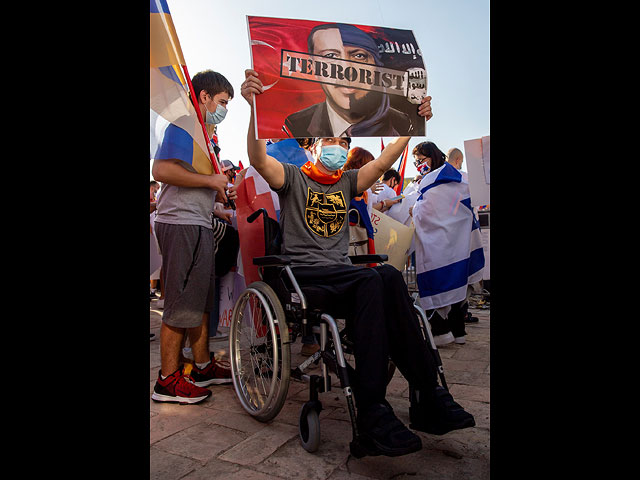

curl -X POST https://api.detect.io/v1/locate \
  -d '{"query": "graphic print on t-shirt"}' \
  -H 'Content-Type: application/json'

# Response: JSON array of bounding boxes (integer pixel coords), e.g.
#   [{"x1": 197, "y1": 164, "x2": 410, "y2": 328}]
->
[{"x1": 305, "y1": 187, "x2": 347, "y2": 237}]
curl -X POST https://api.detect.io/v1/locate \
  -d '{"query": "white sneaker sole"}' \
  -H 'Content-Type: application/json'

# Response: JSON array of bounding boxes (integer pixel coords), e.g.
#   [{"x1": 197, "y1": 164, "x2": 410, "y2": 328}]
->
[
  {"x1": 151, "y1": 392, "x2": 209, "y2": 404},
  {"x1": 192, "y1": 378, "x2": 233, "y2": 387},
  {"x1": 434, "y1": 332, "x2": 455, "y2": 347}
]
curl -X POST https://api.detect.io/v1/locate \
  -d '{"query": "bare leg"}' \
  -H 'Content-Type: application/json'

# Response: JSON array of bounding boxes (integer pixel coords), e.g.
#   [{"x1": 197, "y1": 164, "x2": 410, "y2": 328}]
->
[
  {"x1": 160, "y1": 323, "x2": 185, "y2": 377},
  {"x1": 189, "y1": 312, "x2": 210, "y2": 365}
]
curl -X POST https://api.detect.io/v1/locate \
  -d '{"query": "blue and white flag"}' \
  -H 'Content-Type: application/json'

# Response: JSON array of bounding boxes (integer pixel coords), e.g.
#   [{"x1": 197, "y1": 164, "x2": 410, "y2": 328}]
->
[{"x1": 413, "y1": 163, "x2": 485, "y2": 310}]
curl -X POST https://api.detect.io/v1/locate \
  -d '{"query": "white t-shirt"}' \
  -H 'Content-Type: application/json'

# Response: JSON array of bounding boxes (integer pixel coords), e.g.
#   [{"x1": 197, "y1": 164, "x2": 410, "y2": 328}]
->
[{"x1": 370, "y1": 183, "x2": 397, "y2": 206}]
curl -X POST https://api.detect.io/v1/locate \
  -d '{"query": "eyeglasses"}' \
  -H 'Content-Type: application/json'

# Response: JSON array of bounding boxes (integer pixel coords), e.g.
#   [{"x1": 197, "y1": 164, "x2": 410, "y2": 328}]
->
[{"x1": 413, "y1": 155, "x2": 428, "y2": 167}]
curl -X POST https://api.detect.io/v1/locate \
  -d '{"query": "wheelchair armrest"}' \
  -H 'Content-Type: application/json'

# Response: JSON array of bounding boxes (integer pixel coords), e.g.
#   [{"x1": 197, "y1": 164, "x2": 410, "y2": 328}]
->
[
  {"x1": 253, "y1": 255, "x2": 292, "y2": 267},
  {"x1": 349, "y1": 254, "x2": 388, "y2": 264}
]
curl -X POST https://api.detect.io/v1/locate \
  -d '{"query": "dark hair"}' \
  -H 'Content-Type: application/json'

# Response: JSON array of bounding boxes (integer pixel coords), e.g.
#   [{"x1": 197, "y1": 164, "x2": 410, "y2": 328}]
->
[
  {"x1": 191, "y1": 70, "x2": 234, "y2": 100},
  {"x1": 296, "y1": 138, "x2": 314, "y2": 150},
  {"x1": 382, "y1": 169, "x2": 401, "y2": 182},
  {"x1": 412, "y1": 141, "x2": 446, "y2": 171},
  {"x1": 344, "y1": 147, "x2": 374, "y2": 171}
]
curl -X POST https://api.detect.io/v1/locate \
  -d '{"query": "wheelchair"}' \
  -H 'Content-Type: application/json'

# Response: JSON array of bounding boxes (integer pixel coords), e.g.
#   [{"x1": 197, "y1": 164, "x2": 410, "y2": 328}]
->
[{"x1": 228, "y1": 208, "x2": 448, "y2": 456}]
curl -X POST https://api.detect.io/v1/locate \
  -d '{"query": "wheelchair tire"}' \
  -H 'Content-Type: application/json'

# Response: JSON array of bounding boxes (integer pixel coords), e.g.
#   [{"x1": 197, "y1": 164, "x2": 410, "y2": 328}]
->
[
  {"x1": 229, "y1": 281, "x2": 290, "y2": 422},
  {"x1": 299, "y1": 405, "x2": 321, "y2": 453}
]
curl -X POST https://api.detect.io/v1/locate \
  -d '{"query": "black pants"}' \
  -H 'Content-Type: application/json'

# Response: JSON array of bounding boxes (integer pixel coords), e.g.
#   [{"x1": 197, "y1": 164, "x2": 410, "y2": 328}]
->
[
  {"x1": 427, "y1": 300, "x2": 467, "y2": 338},
  {"x1": 291, "y1": 263, "x2": 438, "y2": 410}
]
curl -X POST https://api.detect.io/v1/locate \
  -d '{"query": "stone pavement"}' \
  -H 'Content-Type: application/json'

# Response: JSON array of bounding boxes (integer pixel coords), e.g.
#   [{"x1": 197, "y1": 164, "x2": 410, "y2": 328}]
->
[{"x1": 150, "y1": 299, "x2": 490, "y2": 479}]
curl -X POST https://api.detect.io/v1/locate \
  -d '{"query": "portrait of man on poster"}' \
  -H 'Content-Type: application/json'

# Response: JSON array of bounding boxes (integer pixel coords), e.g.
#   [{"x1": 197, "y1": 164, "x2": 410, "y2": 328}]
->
[{"x1": 282, "y1": 23, "x2": 417, "y2": 138}]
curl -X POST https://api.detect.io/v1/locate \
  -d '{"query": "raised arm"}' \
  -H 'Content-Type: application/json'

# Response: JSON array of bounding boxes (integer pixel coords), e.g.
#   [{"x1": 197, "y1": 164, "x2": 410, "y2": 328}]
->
[
  {"x1": 357, "y1": 137, "x2": 410, "y2": 193},
  {"x1": 356, "y1": 95, "x2": 433, "y2": 193},
  {"x1": 241, "y1": 69, "x2": 285, "y2": 190}
]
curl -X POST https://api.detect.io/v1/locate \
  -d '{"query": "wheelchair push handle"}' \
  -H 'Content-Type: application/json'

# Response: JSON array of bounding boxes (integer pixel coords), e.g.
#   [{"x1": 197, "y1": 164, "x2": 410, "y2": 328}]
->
[{"x1": 247, "y1": 208, "x2": 268, "y2": 224}]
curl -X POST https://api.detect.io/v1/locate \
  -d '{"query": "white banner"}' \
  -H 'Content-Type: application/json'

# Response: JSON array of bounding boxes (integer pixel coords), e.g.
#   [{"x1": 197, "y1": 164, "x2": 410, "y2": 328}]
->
[{"x1": 369, "y1": 210, "x2": 414, "y2": 271}]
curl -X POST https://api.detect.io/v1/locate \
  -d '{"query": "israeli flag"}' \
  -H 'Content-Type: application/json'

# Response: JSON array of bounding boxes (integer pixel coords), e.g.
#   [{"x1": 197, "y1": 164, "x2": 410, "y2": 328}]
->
[{"x1": 413, "y1": 163, "x2": 485, "y2": 310}]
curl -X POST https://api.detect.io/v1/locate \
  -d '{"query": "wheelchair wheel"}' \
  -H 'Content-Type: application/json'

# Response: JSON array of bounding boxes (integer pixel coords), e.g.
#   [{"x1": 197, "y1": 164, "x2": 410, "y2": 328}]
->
[
  {"x1": 299, "y1": 403, "x2": 321, "y2": 453},
  {"x1": 229, "y1": 281, "x2": 290, "y2": 422}
]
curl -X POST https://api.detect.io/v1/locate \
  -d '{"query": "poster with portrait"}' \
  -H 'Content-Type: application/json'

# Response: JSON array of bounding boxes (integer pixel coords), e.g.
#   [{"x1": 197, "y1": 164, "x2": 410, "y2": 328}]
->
[{"x1": 247, "y1": 15, "x2": 427, "y2": 139}]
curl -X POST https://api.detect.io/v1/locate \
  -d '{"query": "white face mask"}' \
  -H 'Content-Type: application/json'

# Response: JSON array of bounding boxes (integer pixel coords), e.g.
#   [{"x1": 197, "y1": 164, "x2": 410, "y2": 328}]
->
[
  {"x1": 318, "y1": 145, "x2": 348, "y2": 171},
  {"x1": 205, "y1": 102, "x2": 227, "y2": 125}
]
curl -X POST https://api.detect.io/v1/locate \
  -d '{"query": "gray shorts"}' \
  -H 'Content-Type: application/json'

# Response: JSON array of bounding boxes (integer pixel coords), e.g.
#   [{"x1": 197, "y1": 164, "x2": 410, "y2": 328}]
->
[{"x1": 154, "y1": 222, "x2": 215, "y2": 329}]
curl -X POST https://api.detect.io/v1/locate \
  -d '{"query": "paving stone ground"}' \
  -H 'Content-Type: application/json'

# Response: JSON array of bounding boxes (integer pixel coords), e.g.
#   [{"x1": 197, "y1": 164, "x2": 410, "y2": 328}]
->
[{"x1": 150, "y1": 298, "x2": 490, "y2": 480}]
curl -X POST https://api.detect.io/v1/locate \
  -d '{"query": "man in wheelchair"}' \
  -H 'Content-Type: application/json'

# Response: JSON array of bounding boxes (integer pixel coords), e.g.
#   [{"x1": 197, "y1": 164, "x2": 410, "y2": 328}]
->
[{"x1": 237, "y1": 69, "x2": 475, "y2": 458}]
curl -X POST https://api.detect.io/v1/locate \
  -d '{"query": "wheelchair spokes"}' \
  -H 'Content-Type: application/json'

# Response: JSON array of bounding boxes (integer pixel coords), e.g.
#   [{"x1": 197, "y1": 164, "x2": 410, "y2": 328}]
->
[{"x1": 230, "y1": 281, "x2": 290, "y2": 422}]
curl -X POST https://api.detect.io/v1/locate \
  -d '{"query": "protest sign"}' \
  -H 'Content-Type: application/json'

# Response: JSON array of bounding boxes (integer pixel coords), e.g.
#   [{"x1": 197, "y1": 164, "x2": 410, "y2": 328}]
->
[
  {"x1": 217, "y1": 269, "x2": 246, "y2": 329},
  {"x1": 463, "y1": 135, "x2": 490, "y2": 207},
  {"x1": 247, "y1": 15, "x2": 427, "y2": 139},
  {"x1": 369, "y1": 209, "x2": 414, "y2": 271}
]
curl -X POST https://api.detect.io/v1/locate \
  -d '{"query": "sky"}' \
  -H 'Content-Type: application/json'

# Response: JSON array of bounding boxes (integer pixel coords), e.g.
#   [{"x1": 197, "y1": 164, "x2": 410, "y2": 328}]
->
[{"x1": 153, "y1": 0, "x2": 489, "y2": 180}]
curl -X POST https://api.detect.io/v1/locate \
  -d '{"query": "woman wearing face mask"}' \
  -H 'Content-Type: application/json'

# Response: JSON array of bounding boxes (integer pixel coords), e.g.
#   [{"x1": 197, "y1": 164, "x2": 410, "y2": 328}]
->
[
  {"x1": 412, "y1": 141, "x2": 447, "y2": 182},
  {"x1": 405, "y1": 140, "x2": 447, "y2": 214},
  {"x1": 410, "y1": 140, "x2": 484, "y2": 348}
]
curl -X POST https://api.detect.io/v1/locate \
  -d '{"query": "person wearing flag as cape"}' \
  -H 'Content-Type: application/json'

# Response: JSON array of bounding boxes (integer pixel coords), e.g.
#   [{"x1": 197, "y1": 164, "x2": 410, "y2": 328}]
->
[{"x1": 237, "y1": 69, "x2": 475, "y2": 458}]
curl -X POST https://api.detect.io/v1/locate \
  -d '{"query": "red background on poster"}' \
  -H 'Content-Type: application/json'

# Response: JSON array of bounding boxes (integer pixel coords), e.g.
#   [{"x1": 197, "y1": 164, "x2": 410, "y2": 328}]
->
[{"x1": 248, "y1": 16, "x2": 389, "y2": 139}]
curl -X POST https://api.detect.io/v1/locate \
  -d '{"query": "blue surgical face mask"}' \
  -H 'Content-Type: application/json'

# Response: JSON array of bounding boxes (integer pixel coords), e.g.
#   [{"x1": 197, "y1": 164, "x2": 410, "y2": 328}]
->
[
  {"x1": 318, "y1": 145, "x2": 348, "y2": 171},
  {"x1": 205, "y1": 102, "x2": 227, "y2": 125}
]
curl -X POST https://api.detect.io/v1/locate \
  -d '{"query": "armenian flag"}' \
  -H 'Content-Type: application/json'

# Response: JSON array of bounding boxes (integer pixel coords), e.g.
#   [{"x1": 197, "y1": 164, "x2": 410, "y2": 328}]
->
[
  {"x1": 394, "y1": 144, "x2": 409, "y2": 195},
  {"x1": 150, "y1": 0, "x2": 218, "y2": 174}
]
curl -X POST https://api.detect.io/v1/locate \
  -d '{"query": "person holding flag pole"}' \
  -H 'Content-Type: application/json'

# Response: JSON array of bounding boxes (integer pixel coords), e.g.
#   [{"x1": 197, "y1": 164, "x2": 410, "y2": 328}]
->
[{"x1": 150, "y1": 1, "x2": 236, "y2": 404}]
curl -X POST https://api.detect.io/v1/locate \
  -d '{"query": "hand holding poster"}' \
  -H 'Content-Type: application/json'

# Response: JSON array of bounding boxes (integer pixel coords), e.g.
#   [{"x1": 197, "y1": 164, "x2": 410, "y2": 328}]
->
[{"x1": 247, "y1": 16, "x2": 427, "y2": 139}]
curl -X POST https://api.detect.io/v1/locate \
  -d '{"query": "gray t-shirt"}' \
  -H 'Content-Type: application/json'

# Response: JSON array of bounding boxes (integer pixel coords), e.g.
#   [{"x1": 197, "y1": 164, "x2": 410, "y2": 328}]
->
[
  {"x1": 154, "y1": 161, "x2": 216, "y2": 229},
  {"x1": 274, "y1": 163, "x2": 359, "y2": 267}
]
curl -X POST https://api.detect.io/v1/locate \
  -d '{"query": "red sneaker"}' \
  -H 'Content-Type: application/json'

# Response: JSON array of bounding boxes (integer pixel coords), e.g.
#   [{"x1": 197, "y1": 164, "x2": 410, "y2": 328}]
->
[
  {"x1": 190, "y1": 353, "x2": 233, "y2": 387},
  {"x1": 151, "y1": 368, "x2": 212, "y2": 404}
]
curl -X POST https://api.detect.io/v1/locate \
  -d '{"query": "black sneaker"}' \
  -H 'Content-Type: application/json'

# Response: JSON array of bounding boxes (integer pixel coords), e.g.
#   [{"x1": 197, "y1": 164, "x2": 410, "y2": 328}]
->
[
  {"x1": 351, "y1": 402, "x2": 422, "y2": 458},
  {"x1": 464, "y1": 312, "x2": 479, "y2": 323},
  {"x1": 409, "y1": 386, "x2": 475, "y2": 435}
]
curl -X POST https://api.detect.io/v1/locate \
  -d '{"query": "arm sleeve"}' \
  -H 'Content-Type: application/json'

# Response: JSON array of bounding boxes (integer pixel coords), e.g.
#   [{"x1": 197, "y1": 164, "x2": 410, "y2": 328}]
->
[{"x1": 272, "y1": 162, "x2": 295, "y2": 196}]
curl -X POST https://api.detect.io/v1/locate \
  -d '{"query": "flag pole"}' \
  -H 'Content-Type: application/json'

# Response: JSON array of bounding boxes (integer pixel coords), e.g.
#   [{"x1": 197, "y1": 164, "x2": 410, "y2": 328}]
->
[{"x1": 182, "y1": 64, "x2": 222, "y2": 176}]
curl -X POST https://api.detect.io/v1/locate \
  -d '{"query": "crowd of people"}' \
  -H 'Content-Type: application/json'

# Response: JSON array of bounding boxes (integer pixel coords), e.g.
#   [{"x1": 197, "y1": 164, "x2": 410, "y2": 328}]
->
[{"x1": 150, "y1": 66, "x2": 485, "y2": 458}]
